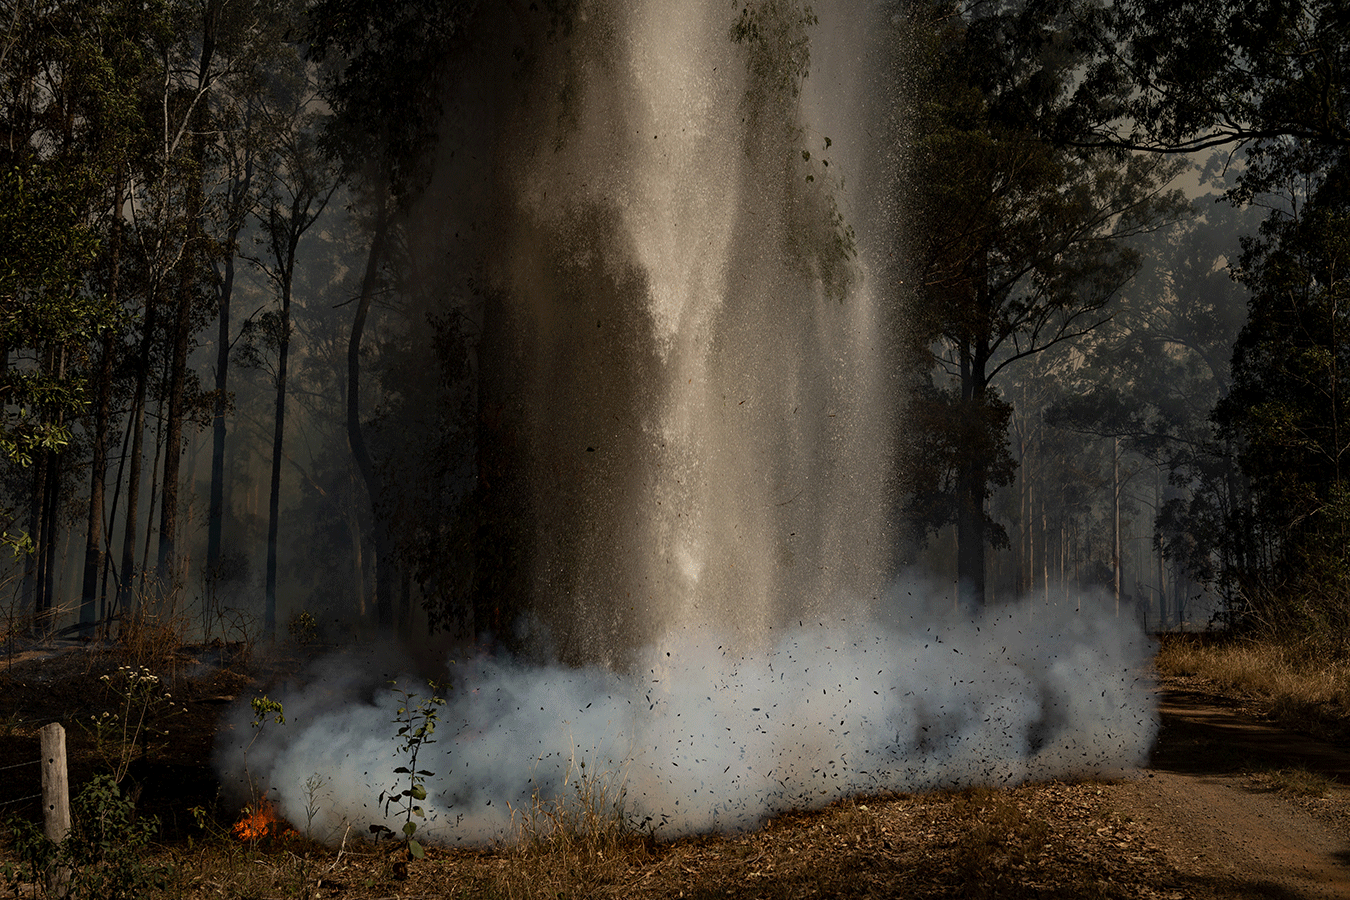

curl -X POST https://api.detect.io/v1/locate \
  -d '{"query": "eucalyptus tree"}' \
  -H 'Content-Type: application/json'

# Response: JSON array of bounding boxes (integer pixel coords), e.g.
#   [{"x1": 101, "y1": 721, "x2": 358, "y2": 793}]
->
[
  {"x1": 899, "y1": 1, "x2": 1189, "y2": 607},
  {"x1": 241, "y1": 89, "x2": 338, "y2": 637},
  {"x1": 1206, "y1": 158, "x2": 1350, "y2": 646},
  {"x1": 0, "y1": 0, "x2": 148, "y2": 625},
  {"x1": 307, "y1": 0, "x2": 479, "y2": 630},
  {"x1": 1045, "y1": 0, "x2": 1350, "y2": 638},
  {"x1": 201, "y1": 0, "x2": 316, "y2": 590}
]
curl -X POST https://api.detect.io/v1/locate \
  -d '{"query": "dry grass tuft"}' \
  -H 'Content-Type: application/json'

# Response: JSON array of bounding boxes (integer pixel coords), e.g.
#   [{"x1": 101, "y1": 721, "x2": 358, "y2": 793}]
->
[
  {"x1": 492, "y1": 756, "x2": 645, "y2": 899},
  {"x1": 1252, "y1": 765, "x2": 1337, "y2": 798},
  {"x1": 1155, "y1": 633, "x2": 1350, "y2": 741}
]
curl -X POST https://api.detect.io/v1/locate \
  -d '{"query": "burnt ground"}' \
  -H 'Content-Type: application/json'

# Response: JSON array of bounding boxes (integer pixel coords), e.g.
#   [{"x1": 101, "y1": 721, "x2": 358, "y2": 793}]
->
[{"x1": 0, "y1": 641, "x2": 1347, "y2": 899}]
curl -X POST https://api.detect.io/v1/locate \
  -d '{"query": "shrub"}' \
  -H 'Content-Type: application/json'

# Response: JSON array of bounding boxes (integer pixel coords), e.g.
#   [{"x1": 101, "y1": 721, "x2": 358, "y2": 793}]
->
[{"x1": 2, "y1": 774, "x2": 166, "y2": 900}]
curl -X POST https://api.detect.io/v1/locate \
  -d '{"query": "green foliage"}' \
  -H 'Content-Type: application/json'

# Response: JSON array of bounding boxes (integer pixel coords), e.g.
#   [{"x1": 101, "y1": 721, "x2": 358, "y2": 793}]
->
[
  {"x1": 287, "y1": 609, "x2": 319, "y2": 645},
  {"x1": 2, "y1": 775, "x2": 165, "y2": 900},
  {"x1": 896, "y1": 2, "x2": 1189, "y2": 599},
  {"x1": 375, "y1": 681, "x2": 445, "y2": 859},
  {"x1": 1069, "y1": 0, "x2": 1350, "y2": 161},
  {"x1": 251, "y1": 695, "x2": 286, "y2": 728},
  {"x1": 307, "y1": 0, "x2": 477, "y2": 205},
  {"x1": 1204, "y1": 164, "x2": 1350, "y2": 647},
  {"x1": 0, "y1": 164, "x2": 111, "y2": 467}
]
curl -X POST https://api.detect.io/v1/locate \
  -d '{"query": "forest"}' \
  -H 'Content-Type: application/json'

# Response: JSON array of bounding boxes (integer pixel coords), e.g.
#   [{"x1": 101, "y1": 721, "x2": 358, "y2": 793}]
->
[{"x1": 2, "y1": 0, "x2": 1349, "y2": 659}]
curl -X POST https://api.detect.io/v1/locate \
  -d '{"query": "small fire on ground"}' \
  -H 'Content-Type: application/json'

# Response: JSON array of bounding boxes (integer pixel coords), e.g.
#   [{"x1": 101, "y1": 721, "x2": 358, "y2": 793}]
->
[{"x1": 233, "y1": 796, "x2": 296, "y2": 841}]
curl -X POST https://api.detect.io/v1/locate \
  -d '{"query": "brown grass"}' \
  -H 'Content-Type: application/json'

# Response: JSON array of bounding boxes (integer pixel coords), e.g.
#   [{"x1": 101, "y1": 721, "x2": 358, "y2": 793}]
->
[
  {"x1": 159, "y1": 780, "x2": 1175, "y2": 900},
  {"x1": 1155, "y1": 633, "x2": 1350, "y2": 742},
  {"x1": 492, "y1": 757, "x2": 642, "y2": 899},
  {"x1": 3, "y1": 778, "x2": 1197, "y2": 900},
  {"x1": 1252, "y1": 765, "x2": 1337, "y2": 798}
]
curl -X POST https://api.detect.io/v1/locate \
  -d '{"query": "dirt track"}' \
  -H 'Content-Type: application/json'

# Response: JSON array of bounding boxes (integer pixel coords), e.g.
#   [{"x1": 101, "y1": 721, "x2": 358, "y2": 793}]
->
[{"x1": 1110, "y1": 682, "x2": 1350, "y2": 900}]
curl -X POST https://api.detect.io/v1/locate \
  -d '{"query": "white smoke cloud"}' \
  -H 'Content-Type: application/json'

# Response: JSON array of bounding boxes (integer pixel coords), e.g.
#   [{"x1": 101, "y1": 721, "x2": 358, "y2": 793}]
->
[{"x1": 214, "y1": 585, "x2": 1156, "y2": 845}]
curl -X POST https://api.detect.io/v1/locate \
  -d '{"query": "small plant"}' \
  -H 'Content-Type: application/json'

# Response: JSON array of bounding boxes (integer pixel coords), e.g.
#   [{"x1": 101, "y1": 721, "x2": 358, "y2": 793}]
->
[
  {"x1": 2, "y1": 774, "x2": 165, "y2": 900},
  {"x1": 301, "y1": 772, "x2": 329, "y2": 838},
  {"x1": 287, "y1": 610, "x2": 319, "y2": 646},
  {"x1": 374, "y1": 681, "x2": 445, "y2": 860},
  {"x1": 251, "y1": 695, "x2": 286, "y2": 728},
  {"x1": 231, "y1": 695, "x2": 288, "y2": 845},
  {"x1": 79, "y1": 665, "x2": 185, "y2": 784}
]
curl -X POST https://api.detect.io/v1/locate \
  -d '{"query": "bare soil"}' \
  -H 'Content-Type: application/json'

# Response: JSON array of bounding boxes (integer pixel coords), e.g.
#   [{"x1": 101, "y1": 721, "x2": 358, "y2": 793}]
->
[{"x1": 0, "y1": 641, "x2": 1348, "y2": 898}]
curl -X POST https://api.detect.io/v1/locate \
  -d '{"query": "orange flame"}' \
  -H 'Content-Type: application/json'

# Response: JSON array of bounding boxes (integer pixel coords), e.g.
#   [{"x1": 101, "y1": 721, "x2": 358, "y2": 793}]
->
[{"x1": 233, "y1": 797, "x2": 295, "y2": 841}]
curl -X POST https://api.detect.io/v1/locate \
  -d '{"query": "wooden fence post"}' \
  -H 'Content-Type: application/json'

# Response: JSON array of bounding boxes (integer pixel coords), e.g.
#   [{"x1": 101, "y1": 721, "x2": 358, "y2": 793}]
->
[
  {"x1": 40, "y1": 722, "x2": 70, "y2": 897},
  {"x1": 40, "y1": 723, "x2": 69, "y2": 842}
]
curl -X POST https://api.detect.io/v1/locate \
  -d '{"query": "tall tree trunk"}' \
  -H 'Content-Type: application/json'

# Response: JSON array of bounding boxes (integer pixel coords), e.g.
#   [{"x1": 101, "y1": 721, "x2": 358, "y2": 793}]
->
[
  {"x1": 40, "y1": 448, "x2": 61, "y2": 625},
  {"x1": 265, "y1": 287, "x2": 291, "y2": 636},
  {"x1": 81, "y1": 177, "x2": 124, "y2": 632},
  {"x1": 26, "y1": 446, "x2": 48, "y2": 619},
  {"x1": 1154, "y1": 466, "x2": 1166, "y2": 629},
  {"x1": 207, "y1": 145, "x2": 252, "y2": 584},
  {"x1": 79, "y1": 333, "x2": 114, "y2": 630},
  {"x1": 101, "y1": 408, "x2": 136, "y2": 624},
  {"x1": 142, "y1": 381, "x2": 168, "y2": 591},
  {"x1": 207, "y1": 251, "x2": 236, "y2": 584},
  {"x1": 955, "y1": 342, "x2": 990, "y2": 609},
  {"x1": 1113, "y1": 437, "x2": 1122, "y2": 616},
  {"x1": 1040, "y1": 483, "x2": 1048, "y2": 606},
  {"x1": 157, "y1": 2, "x2": 219, "y2": 598},
  {"x1": 156, "y1": 256, "x2": 196, "y2": 596},
  {"x1": 31, "y1": 345, "x2": 67, "y2": 630},
  {"x1": 1019, "y1": 436, "x2": 1029, "y2": 594},
  {"x1": 117, "y1": 295, "x2": 157, "y2": 619},
  {"x1": 347, "y1": 190, "x2": 394, "y2": 630}
]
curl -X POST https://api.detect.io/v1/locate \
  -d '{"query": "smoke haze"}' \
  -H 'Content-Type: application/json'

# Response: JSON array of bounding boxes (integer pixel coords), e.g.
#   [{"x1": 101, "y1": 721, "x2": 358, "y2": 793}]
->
[{"x1": 216, "y1": 586, "x2": 1155, "y2": 844}]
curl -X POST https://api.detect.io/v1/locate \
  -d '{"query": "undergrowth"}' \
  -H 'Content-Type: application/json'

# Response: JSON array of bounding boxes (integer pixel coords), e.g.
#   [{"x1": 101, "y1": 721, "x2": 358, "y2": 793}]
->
[
  {"x1": 2, "y1": 774, "x2": 166, "y2": 900},
  {"x1": 1155, "y1": 633, "x2": 1350, "y2": 742},
  {"x1": 493, "y1": 756, "x2": 642, "y2": 899}
]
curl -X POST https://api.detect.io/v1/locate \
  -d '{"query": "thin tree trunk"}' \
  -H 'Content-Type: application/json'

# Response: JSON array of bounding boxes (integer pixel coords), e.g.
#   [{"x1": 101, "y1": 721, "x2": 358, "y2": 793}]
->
[
  {"x1": 25, "y1": 445, "x2": 47, "y2": 617},
  {"x1": 118, "y1": 291, "x2": 159, "y2": 619},
  {"x1": 101, "y1": 414, "x2": 135, "y2": 625},
  {"x1": 80, "y1": 332, "x2": 114, "y2": 631},
  {"x1": 82, "y1": 176, "x2": 123, "y2": 632},
  {"x1": 1113, "y1": 437, "x2": 1122, "y2": 616},
  {"x1": 40, "y1": 435, "x2": 62, "y2": 627},
  {"x1": 265, "y1": 289, "x2": 290, "y2": 636},
  {"x1": 347, "y1": 189, "x2": 394, "y2": 629},
  {"x1": 156, "y1": 283, "x2": 193, "y2": 596},
  {"x1": 1155, "y1": 466, "x2": 1167, "y2": 629},
  {"x1": 955, "y1": 341, "x2": 990, "y2": 609},
  {"x1": 1027, "y1": 473, "x2": 1035, "y2": 600},
  {"x1": 1020, "y1": 441, "x2": 1030, "y2": 594},
  {"x1": 141, "y1": 381, "x2": 168, "y2": 596},
  {"x1": 158, "y1": 5, "x2": 218, "y2": 598},
  {"x1": 207, "y1": 252, "x2": 235, "y2": 583},
  {"x1": 1041, "y1": 486, "x2": 1048, "y2": 607}
]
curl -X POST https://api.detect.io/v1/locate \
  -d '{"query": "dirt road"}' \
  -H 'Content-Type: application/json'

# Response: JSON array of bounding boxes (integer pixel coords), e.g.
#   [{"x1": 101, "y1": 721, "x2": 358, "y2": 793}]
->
[{"x1": 1109, "y1": 682, "x2": 1350, "y2": 900}]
